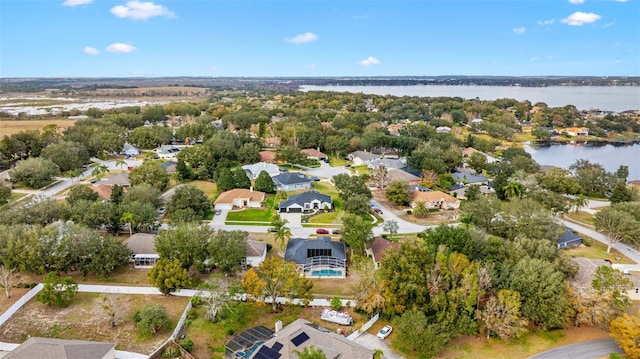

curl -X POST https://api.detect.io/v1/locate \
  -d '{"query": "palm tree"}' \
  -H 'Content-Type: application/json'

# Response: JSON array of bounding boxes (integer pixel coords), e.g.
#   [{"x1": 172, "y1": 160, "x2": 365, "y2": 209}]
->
[
  {"x1": 120, "y1": 211, "x2": 137, "y2": 236},
  {"x1": 503, "y1": 181, "x2": 524, "y2": 199},
  {"x1": 574, "y1": 194, "x2": 589, "y2": 213},
  {"x1": 90, "y1": 163, "x2": 109, "y2": 178},
  {"x1": 413, "y1": 201, "x2": 429, "y2": 218},
  {"x1": 271, "y1": 215, "x2": 292, "y2": 250},
  {"x1": 115, "y1": 159, "x2": 127, "y2": 169}
]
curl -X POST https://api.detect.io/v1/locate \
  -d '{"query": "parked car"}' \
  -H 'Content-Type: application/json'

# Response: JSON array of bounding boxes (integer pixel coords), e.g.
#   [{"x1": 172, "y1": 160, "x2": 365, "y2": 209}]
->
[
  {"x1": 310, "y1": 176, "x2": 320, "y2": 181},
  {"x1": 373, "y1": 207, "x2": 383, "y2": 215},
  {"x1": 316, "y1": 228, "x2": 330, "y2": 234},
  {"x1": 344, "y1": 163, "x2": 351, "y2": 167},
  {"x1": 90, "y1": 178, "x2": 99, "y2": 184},
  {"x1": 322, "y1": 158, "x2": 330, "y2": 163},
  {"x1": 377, "y1": 325, "x2": 393, "y2": 339},
  {"x1": 332, "y1": 228, "x2": 341, "y2": 234},
  {"x1": 267, "y1": 227, "x2": 278, "y2": 232},
  {"x1": 215, "y1": 209, "x2": 222, "y2": 215},
  {"x1": 157, "y1": 207, "x2": 166, "y2": 215},
  {"x1": 279, "y1": 167, "x2": 289, "y2": 172}
]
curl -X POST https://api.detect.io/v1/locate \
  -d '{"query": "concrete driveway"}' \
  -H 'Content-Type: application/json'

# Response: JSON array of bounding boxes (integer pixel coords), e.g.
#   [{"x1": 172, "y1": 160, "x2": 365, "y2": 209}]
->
[
  {"x1": 528, "y1": 338, "x2": 623, "y2": 359},
  {"x1": 354, "y1": 333, "x2": 404, "y2": 359},
  {"x1": 306, "y1": 162, "x2": 350, "y2": 180},
  {"x1": 280, "y1": 212, "x2": 302, "y2": 227}
]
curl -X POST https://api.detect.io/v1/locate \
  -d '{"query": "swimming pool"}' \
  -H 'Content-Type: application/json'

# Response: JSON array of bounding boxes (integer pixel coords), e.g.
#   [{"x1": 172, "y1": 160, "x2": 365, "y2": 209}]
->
[
  {"x1": 311, "y1": 269, "x2": 343, "y2": 277},
  {"x1": 236, "y1": 341, "x2": 264, "y2": 358}
]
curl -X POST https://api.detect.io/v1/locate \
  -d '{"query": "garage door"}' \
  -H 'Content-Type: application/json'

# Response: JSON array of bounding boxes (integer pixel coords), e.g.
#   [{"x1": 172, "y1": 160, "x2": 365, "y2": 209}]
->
[{"x1": 287, "y1": 207, "x2": 302, "y2": 213}]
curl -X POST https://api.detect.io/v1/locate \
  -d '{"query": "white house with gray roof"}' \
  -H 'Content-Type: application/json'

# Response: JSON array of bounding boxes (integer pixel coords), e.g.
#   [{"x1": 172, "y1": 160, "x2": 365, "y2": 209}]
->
[
  {"x1": 284, "y1": 237, "x2": 346, "y2": 278},
  {"x1": 242, "y1": 162, "x2": 280, "y2": 179},
  {"x1": 278, "y1": 191, "x2": 332, "y2": 213},
  {"x1": 273, "y1": 172, "x2": 312, "y2": 191},
  {"x1": 347, "y1": 151, "x2": 379, "y2": 166}
]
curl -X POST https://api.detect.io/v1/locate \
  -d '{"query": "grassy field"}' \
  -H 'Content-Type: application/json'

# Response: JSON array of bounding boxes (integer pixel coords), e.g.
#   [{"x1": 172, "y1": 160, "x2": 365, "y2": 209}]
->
[
  {"x1": 187, "y1": 180, "x2": 218, "y2": 200},
  {"x1": 0, "y1": 119, "x2": 77, "y2": 136},
  {"x1": 434, "y1": 326, "x2": 610, "y2": 359},
  {"x1": 564, "y1": 236, "x2": 634, "y2": 264},
  {"x1": 225, "y1": 209, "x2": 274, "y2": 223},
  {"x1": 565, "y1": 211, "x2": 595, "y2": 226},
  {"x1": 0, "y1": 292, "x2": 189, "y2": 354}
]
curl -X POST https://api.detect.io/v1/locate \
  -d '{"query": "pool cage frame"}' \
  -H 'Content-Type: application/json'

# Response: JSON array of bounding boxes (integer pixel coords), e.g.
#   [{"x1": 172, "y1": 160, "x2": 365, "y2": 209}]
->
[{"x1": 224, "y1": 325, "x2": 274, "y2": 358}]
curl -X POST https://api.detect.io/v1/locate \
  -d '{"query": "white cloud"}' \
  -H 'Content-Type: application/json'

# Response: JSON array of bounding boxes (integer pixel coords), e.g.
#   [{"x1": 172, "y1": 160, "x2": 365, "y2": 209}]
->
[
  {"x1": 568, "y1": 0, "x2": 585, "y2": 4},
  {"x1": 562, "y1": 12, "x2": 601, "y2": 25},
  {"x1": 106, "y1": 43, "x2": 136, "y2": 53},
  {"x1": 284, "y1": 32, "x2": 319, "y2": 44},
  {"x1": 110, "y1": 1, "x2": 175, "y2": 20},
  {"x1": 208, "y1": 66, "x2": 218, "y2": 72},
  {"x1": 512, "y1": 27, "x2": 526, "y2": 34},
  {"x1": 357, "y1": 56, "x2": 381, "y2": 67},
  {"x1": 82, "y1": 46, "x2": 99, "y2": 55},
  {"x1": 537, "y1": 19, "x2": 555, "y2": 25},
  {"x1": 614, "y1": 0, "x2": 628, "y2": 2},
  {"x1": 305, "y1": 64, "x2": 317, "y2": 69},
  {"x1": 62, "y1": 0, "x2": 92, "y2": 7}
]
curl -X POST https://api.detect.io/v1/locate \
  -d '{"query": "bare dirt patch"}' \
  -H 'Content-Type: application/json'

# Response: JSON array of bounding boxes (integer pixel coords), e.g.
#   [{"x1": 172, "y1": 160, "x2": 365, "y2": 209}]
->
[
  {"x1": 0, "y1": 288, "x2": 32, "y2": 314},
  {"x1": 0, "y1": 292, "x2": 189, "y2": 354}
]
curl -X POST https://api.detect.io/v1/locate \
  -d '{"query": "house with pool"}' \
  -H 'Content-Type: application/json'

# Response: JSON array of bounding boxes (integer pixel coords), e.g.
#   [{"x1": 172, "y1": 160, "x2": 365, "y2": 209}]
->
[{"x1": 284, "y1": 236, "x2": 346, "y2": 278}]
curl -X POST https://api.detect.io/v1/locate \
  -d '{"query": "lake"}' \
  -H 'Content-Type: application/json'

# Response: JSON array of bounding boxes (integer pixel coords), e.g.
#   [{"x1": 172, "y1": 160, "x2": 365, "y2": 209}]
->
[
  {"x1": 524, "y1": 142, "x2": 640, "y2": 181},
  {"x1": 299, "y1": 85, "x2": 640, "y2": 112}
]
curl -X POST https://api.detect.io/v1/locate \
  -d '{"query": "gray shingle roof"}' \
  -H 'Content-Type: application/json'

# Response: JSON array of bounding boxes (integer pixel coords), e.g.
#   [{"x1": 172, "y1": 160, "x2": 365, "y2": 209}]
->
[
  {"x1": 6, "y1": 337, "x2": 116, "y2": 359},
  {"x1": 278, "y1": 191, "x2": 332, "y2": 209},
  {"x1": 273, "y1": 172, "x2": 312, "y2": 186},
  {"x1": 284, "y1": 237, "x2": 346, "y2": 265},
  {"x1": 451, "y1": 172, "x2": 488, "y2": 184}
]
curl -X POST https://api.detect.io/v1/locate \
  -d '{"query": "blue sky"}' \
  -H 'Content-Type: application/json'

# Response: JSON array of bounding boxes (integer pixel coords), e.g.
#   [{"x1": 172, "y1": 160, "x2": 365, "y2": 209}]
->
[{"x1": 1, "y1": 0, "x2": 639, "y2": 77}]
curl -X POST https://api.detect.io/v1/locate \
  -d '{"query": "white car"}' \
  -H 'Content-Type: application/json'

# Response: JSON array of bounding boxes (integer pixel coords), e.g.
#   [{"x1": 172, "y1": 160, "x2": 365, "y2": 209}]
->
[{"x1": 377, "y1": 325, "x2": 393, "y2": 339}]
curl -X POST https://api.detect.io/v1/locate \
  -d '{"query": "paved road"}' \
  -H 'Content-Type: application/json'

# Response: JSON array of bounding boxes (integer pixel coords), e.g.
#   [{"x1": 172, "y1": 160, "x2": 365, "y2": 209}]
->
[
  {"x1": 305, "y1": 161, "x2": 350, "y2": 180},
  {"x1": 527, "y1": 338, "x2": 623, "y2": 359},
  {"x1": 560, "y1": 219, "x2": 640, "y2": 264}
]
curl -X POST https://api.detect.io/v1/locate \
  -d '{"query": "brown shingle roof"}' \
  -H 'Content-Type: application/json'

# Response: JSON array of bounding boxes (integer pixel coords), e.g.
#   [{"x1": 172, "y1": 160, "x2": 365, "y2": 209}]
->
[
  {"x1": 300, "y1": 148, "x2": 327, "y2": 158},
  {"x1": 411, "y1": 190, "x2": 458, "y2": 204},
  {"x1": 246, "y1": 238, "x2": 267, "y2": 257},
  {"x1": 214, "y1": 189, "x2": 265, "y2": 205},
  {"x1": 125, "y1": 233, "x2": 157, "y2": 255},
  {"x1": 259, "y1": 151, "x2": 277, "y2": 163},
  {"x1": 367, "y1": 236, "x2": 400, "y2": 263}
]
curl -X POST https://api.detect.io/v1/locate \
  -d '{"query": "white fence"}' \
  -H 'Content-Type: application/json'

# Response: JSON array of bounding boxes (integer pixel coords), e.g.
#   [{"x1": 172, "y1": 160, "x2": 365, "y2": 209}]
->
[
  {"x1": 346, "y1": 313, "x2": 379, "y2": 341},
  {"x1": 0, "y1": 284, "x2": 42, "y2": 327},
  {"x1": 148, "y1": 299, "x2": 193, "y2": 358}
]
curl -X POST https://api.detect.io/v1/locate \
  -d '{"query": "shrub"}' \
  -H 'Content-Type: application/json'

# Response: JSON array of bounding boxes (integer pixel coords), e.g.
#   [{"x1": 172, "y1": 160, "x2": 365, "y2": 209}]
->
[
  {"x1": 161, "y1": 345, "x2": 180, "y2": 358},
  {"x1": 180, "y1": 339, "x2": 194, "y2": 353},
  {"x1": 406, "y1": 209, "x2": 412, "y2": 215},
  {"x1": 226, "y1": 327, "x2": 235, "y2": 335},
  {"x1": 133, "y1": 303, "x2": 171, "y2": 337},
  {"x1": 331, "y1": 297, "x2": 342, "y2": 311}
]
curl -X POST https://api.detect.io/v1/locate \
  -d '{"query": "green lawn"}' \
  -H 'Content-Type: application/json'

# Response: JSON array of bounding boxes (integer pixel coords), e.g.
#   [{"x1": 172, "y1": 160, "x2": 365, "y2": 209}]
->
[
  {"x1": 307, "y1": 211, "x2": 341, "y2": 224},
  {"x1": 225, "y1": 209, "x2": 274, "y2": 223},
  {"x1": 563, "y1": 236, "x2": 634, "y2": 264}
]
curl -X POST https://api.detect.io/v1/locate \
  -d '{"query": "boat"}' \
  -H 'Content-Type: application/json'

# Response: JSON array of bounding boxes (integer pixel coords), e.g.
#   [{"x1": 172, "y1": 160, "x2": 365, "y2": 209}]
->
[{"x1": 320, "y1": 308, "x2": 353, "y2": 325}]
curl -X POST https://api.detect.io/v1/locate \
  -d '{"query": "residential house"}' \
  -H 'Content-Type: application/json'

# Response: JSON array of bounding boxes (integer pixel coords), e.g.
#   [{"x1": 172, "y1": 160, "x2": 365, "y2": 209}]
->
[
  {"x1": 4, "y1": 337, "x2": 116, "y2": 359},
  {"x1": 99, "y1": 172, "x2": 131, "y2": 187},
  {"x1": 156, "y1": 145, "x2": 181, "y2": 159},
  {"x1": 367, "y1": 158, "x2": 406, "y2": 170},
  {"x1": 273, "y1": 172, "x2": 313, "y2": 192},
  {"x1": 387, "y1": 168, "x2": 421, "y2": 185},
  {"x1": 471, "y1": 118, "x2": 484, "y2": 124},
  {"x1": 365, "y1": 236, "x2": 400, "y2": 269},
  {"x1": 214, "y1": 188, "x2": 265, "y2": 210},
  {"x1": 448, "y1": 184, "x2": 467, "y2": 198},
  {"x1": 301, "y1": 148, "x2": 327, "y2": 161},
  {"x1": 371, "y1": 147, "x2": 400, "y2": 158},
  {"x1": 411, "y1": 190, "x2": 460, "y2": 210},
  {"x1": 259, "y1": 150, "x2": 277, "y2": 163},
  {"x1": 244, "y1": 238, "x2": 267, "y2": 268},
  {"x1": 387, "y1": 123, "x2": 406, "y2": 136},
  {"x1": 557, "y1": 228, "x2": 583, "y2": 249},
  {"x1": 161, "y1": 161, "x2": 178, "y2": 175},
  {"x1": 284, "y1": 237, "x2": 346, "y2": 278},
  {"x1": 451, "y1": 172, "x2": 488, "y2": 185},
  {"x1": 124, "y1": 233, "x2": 158, "y2": 269},
  {"x1": 248, "y1": 319, "x2": 374, "y2": 359},
  {"x1": 436, "y1": 126, "x2": 451, "y2": 133},
  {"x1": 278, "y1": 190, "x2": 332, "y2": 213},
  {"x1": 565, "y1": 127, "x2": 590, "y2": 137},
  {"x1": 242, "y1": 162, "x2": 280, "y2": 179},
  {"x1": 347, "y1": 151, "x2": 379, "y2": 166},
  {"x1": 122, "y1": 143, "x2": 140, "y2": 157}
]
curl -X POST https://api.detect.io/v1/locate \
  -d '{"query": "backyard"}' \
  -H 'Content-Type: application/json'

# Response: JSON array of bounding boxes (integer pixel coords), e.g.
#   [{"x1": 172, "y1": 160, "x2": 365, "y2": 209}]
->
[
  {"x1": 0, "y1": 292, "x2": 190, "y2": 354},
  {"x1": 225, "y1": 194, "x2": 276, "y2": 224}
]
